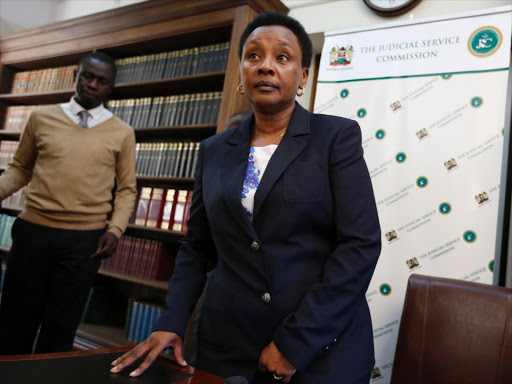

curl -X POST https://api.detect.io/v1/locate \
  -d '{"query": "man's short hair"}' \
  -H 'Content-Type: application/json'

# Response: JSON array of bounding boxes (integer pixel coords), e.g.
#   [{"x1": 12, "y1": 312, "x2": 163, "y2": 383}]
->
[{"x1": 78, "y1": 52, "x2": 117, "y2": 81}]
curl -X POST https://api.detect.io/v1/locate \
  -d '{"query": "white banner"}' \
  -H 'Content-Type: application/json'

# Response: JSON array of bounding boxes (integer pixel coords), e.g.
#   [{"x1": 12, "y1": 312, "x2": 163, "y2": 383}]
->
[{"x1": 315, "y1": 8, "x2": 511, "y2": 383}]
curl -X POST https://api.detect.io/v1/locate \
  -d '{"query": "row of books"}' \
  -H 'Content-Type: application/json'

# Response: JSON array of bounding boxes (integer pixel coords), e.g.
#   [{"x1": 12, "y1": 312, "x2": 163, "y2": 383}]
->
[
  {"x1": 106, "y1": 91, "x2": 222, "y2": 128},
  {"x1": 1, "y1": 188, "x2": 26, "y2": 211},
  {"x1": 10, "y1": 65, "x2": 77, "y2": 94},
  {"x1": 125, "y1": 299, "x2": 164, "y2": 343},
  {"x1": 0, "y1": 215, "x2": 15, "y2": 249},
  {"x1": 136, "y1": 141, "x2": 199, "y2": 178},
  {"x1": 115, "y1": 42, "x2": 230, "y2": 83},
  {"x1": 0, "y1": 141, "x2": 19, "y2": 168},
  {"x1": 134, "y1": 188, "x2": 192, "y2": 233},
  {"x1": 2, "y1": 105, "x2": 51, "y2": 131},
  {"x1": 101, "y1": 236, "x2": 175, "y2": 281}
]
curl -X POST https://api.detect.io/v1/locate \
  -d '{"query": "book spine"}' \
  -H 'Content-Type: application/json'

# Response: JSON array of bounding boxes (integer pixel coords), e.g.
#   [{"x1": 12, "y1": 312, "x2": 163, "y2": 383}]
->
[
  {"x1": 171, "y1": 190, "x2": 188, "y2": 232},
  {"x1": 134, "y1": 187, "x2": 152, "y2": 226}
]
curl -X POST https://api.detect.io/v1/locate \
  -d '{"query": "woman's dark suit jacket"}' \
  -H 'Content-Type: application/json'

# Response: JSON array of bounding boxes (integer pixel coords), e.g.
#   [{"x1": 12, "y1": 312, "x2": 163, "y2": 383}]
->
[{"x1": 155, "y1": 102, "x2": 381, "y2": 384}]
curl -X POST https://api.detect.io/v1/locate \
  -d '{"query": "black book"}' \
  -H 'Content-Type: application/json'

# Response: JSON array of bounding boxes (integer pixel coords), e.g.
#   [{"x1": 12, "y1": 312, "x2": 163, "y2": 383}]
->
[
  {"x1": 211, "y1": 92, "x2": 222, "y2": 124},
  {"x1": 196, "y1": 93, "x2": 207, "y2": 124},
  {"x1": 175, "y1": 49, "x2": 187, "y2": 78},
  {"x1": 221, "y1": 42, "x2": 230, "y2": 71},
  {"x1": 190, "y1": 93, "x2": 200, "y2": 125},
  {"x1": 165, "y1": 95, "x2": 178, "y2": 127},
  {"x1": 147, "y1": 142, "x2": 157, "y2": 176},
  {"x1": 210, "y1": 44, "x2": 221, "y2": 72},
  {"x1": 153, "y1": 52, "x2": 166, "y2": 80},
  {"x1": 143, "y1": 54, "x2": 156, "y2": 81},
  {"x1": 152, "y1": 97, "x2": 165, "y2": 128},
  {"x1": 125, "y1": 99, "x2": 135, "y2": 125},
  {"x1": 172, "y1": 142, "x2": 183, "y2": 177},
  {"x1": 116, "y1": 58, "x2": 127, "y2": 83},
  {"x1": 153, "y1": 142, "x2": 165, "y2": 177},
  {"x1": 173, "y1": 95, "x2": 186, "y2": 126},
  {"x1": 167, "y1": 51, "x2": 179, "y2": 78},
  {"x1": 197, "y1": 46, "x2": 207, "y2": 74},
  {"x1": 146, "y1": 97, "x2": 158, "y2": 128},
  {"x1": 203, "y1": 92, "x2": 214, "y2": 125},
  {"x1": 181, "y1": 94, "x2": 192, "y2": 126},
  {"x1": 189, "y1": 47, "x2": 199, "y2": 75},
  {"x1": 138, "y1": 98, "x2": 152, "y2": 128},
  {"x1": 158, "y1": 96, "x2": 171, "y2": 127},
  {"x1": 131, "y1": 98, "x2": 142, "y2": 128},
  {"x1": 184, "y1": 94, "x2": 196, "y2": 126},
  {"x1": 158, "y1": 142, "x2": 169, "y2": 177},
  {"x1": 166, "y1": 142, "x2": 177, "y2": 177},
  {"x1": 183, "y1": 141, "x2": 195, "y2": 178},
  {"x1": 166, "y1": 142, "x2": 178, "y2": 177},
  {"x1": 190, "y1": 142, "x2": 200, "y2": 178},
  {"x1": 177, "y1": 142, "x2": 189, "y2": 178}
]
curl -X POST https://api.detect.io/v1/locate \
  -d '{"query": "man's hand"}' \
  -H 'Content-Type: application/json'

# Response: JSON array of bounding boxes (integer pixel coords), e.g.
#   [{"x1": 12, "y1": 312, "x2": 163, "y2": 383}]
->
[
  {"x1": 258, "y1": 341, "x2": 296, "y2": 383},
  {"x1": 110, "y1": 331, "x2": 186, "y2": 377},
  {"x1": 91, "y1": 232, "x2": 118, "y2": 259}
]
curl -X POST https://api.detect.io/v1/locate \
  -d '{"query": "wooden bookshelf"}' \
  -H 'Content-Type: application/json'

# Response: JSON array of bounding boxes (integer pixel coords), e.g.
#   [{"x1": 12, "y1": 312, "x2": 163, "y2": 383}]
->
[
  {"x1": 0, "y1": 131, "x2": 21, "y2": 139},
  {"x1": 76, "y1": 323, "x2": 130, "y2": 349},
  {"x1": 98, "y1": 269, "x2": 168, "y2": 290},
  {"x1": 0, "y1": 72, "x2": 226, "y2": 106},
  {"x1": 0, "y1": 0, "x2": 288, "y2": 350}
]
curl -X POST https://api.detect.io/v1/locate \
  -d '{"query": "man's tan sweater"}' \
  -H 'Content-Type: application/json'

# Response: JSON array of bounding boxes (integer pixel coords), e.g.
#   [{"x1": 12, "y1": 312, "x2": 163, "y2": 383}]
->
[{"x1": 0, "y1": 105, "x2": 137, "y2": 238}]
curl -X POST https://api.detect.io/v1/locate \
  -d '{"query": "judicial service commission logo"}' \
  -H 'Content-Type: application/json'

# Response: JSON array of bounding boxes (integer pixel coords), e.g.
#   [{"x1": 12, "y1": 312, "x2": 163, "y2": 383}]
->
[
  {"x1": 463, "y1": 230, "x2": 477, "y2": 244},
  {"x1": 379, "y1": 283, "x2": 392, "y2": 296},
  {"x1": 468, "y1": 26, "x2": 503, "y2": 58},
  {"x1": 439, "y1": 202, "x2": 452, "y2": 215}
]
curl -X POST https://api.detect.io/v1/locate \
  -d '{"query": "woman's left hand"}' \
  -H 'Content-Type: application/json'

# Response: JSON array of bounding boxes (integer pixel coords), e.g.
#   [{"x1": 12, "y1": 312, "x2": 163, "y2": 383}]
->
[{"x1": 258, "y1": 341, "x2": 296, "y2": 383}]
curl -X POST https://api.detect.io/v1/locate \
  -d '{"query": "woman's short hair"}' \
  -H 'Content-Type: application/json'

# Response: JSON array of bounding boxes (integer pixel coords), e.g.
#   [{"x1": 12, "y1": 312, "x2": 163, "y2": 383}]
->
[{"x1": 238, "y1": 11, "x2": 313, "y2": 68}]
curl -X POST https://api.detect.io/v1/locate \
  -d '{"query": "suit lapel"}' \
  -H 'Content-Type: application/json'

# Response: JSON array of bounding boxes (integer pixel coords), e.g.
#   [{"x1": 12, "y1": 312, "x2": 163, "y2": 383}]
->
[
  {"x1": 252, "y1": 103, "x2": 310, "y2": 219},
  {"x1": 220, "y1": 117, "x2": 260, "y2": 241}
]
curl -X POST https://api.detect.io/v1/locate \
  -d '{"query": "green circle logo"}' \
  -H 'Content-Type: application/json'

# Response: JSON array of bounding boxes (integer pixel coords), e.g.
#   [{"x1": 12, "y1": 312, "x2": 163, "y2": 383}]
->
[
  {"x1": 395, "y1": 152, "x2": 406, "y2": 163},
  {"x1": 375, "y1": 129, "x2": 386, "y2": 140},
  {"x1": 471, "y1": 96, "x2": 483, "y2": 108},
  {"x1": 441, "y1": 74, "x2": 452, "y2": 80},
  {"x1": 340, "y1": 89, "x2": 349, "y2": 98},
  {"x1": 489, "y1": 260, "x2": 494, "y2": 272},
  {"x1": 463, "y1": 230, "x2": 477, "y2": 243},
  {"x1": 439, "y1": 202, "x2": 452, "y2": 215},
  {"x1": 357, "y1": 108, "x2": 367, "y2": 118},
  {"x1": 468, "y1": 26, "x2": 503, "y2": 57},
  {"x1": 416, "y1": 176, "x2": 429, "y2": 188},
  {"x1": 379, "y1": 283, "x2": 392, "y2": 296}
]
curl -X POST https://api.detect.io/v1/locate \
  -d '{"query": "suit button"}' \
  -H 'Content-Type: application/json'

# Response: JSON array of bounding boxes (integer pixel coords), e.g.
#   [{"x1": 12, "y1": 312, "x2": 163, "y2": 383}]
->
[
  {"x1": 261, "y1": 292, "x2": 271, "y2": 303},
  {"x1": 251, "y1": 240, "x2": 260, "y2": 251}
]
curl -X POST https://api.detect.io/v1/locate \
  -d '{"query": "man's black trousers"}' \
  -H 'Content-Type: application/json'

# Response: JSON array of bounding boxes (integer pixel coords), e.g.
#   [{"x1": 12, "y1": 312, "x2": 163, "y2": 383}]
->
[{"x1": 0, "y1": 218, "x2": 104, "y2": 355}]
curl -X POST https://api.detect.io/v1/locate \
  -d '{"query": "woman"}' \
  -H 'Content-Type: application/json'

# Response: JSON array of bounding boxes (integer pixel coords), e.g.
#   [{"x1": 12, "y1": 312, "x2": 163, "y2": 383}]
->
[{"x1": 111, "y1": 11, "x2": 381, "y2": 384}]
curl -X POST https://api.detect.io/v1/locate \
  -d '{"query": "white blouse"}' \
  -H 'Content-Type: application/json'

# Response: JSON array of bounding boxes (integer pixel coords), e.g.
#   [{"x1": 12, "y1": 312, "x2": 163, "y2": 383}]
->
[{"x1": 241, "y1": 145, "x2": 278, "y2": 220}]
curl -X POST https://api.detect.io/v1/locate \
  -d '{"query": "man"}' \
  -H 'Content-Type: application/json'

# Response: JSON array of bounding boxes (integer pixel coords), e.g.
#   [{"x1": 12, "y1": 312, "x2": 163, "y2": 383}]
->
[{"x1": 0, "y1": 52, "x2": 137, "y2": 355}]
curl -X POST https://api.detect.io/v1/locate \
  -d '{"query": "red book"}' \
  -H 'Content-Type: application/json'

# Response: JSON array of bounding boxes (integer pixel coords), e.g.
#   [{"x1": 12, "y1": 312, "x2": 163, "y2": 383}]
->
[
  {"x1": 146, "y1": 188, "x2": 165, "y2": 228},
  {"x1": 134, "y1": 187, "x2": 152, "y2": 226},
  {"x1": 151, "y1": 243, "x2": 176, "y2": 281},
  {"x1": 171, "y1": 190, "x2": 188, "y2": 232},
  {"x1": 143, "y1": 240, "x2": 158, "y2": 280},
  {"x1": 182, "y1": 191, "x2": 193, "y2": 232},
  {"x1": 160, "y1": 189, "x2": 177, "y2": 230}
]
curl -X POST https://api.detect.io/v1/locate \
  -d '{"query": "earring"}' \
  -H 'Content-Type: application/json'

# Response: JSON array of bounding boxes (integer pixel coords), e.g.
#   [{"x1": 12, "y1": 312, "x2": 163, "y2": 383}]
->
[
  {"x1": 237, "y1": 84, "x2": 245, "y2": 95},
  {"x1": 296, "y1": 86, "x2": 305, "y2": 97}
]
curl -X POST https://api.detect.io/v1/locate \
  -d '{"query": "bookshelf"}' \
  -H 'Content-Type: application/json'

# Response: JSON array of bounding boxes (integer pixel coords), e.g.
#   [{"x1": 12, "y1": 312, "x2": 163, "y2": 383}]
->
[{"x1": 0, "y1": 0, "x2": 288, "y2": 350}]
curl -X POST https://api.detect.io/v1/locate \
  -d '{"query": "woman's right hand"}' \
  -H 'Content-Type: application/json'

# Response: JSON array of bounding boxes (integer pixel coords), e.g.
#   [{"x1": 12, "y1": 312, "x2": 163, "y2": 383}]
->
[{"x1": 110, "y1": 330, "x2": 187, "y2": 377}]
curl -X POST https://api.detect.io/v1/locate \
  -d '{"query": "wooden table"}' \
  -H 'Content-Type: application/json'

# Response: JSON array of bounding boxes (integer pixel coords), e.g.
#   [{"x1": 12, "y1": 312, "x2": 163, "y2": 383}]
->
[{"x1": 0, "y1": 346, "x2": 225, "y2": 384}]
